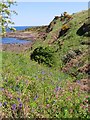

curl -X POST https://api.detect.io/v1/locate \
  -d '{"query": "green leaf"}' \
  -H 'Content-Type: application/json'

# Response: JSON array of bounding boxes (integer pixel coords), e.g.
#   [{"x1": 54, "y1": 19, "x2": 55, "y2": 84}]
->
[
  {"x1": 5, "y1": 9, "x2": 10, "y2": 15},
  {"x1": 31, "y1": 102, "x2": 37, "y2": 108}
]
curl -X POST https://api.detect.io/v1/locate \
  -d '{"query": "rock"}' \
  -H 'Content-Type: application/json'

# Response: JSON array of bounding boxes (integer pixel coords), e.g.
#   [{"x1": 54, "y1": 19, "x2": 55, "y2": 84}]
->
[
  {"x1": 81, "y1": 41, "x2": 90, "y2": 45},
  {"x1": 78, "y1": 64, "x2": 90, "y2": 75},
  {"x1": 77, "y1": 22, "x2": 90, "y2": 36}
]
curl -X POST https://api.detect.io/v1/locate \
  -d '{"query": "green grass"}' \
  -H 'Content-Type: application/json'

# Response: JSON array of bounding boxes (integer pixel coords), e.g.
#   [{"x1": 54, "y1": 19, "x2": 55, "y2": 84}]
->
[{"x1": 1, "y1": 49, "x2": 89, "y2": 118}]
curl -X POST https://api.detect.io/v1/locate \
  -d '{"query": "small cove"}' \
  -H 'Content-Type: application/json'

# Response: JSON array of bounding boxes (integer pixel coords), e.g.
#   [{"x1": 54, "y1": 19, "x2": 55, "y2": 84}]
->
[{"x1": 2, "y1": 26, "x2": 33, "y2": 44}]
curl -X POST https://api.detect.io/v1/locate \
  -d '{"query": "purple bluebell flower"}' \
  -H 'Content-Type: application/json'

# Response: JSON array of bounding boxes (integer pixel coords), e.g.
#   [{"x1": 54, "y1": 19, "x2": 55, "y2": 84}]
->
[
  {"x1": 18, "y1": 103, "x2": 23, "y2": 108},
  {"x1": 3, "y1": 102, "x2": 7, "y2": 108},
  {"x1": 11, "y1": 104, "x2": 17, "y2": 110},
  {"x1": 54, "y1": 85, "x2": 62, "y2": 93},
  {"x1": 0, "y1": 102, "x2": 2, "y2": 107},
  {"x1": 41, "y1": 70, "x2": 45, "y2": 75},
  {"x1": 31, "y1": 108, "x2": 34, "y2": 113},
  {"x1": 76, "y1": 80, "x2": 81, "y2": 84},
  {"x1": 56, "y1": 86, "x2": 59, "y2": 91},
  {"x1": 10, "y1": 86, "x2": 13, "y2": 88},
  {"x1": 0, "y1": 87, "x2": 4, "y2": 91},
  {"x1": 17, "y1": 97, "x2": 20, "y2": 101},
  {"x1": 25, "y1": 80, "x2": 28, "y2": 85},
  {"x1": 34, "y1": 95, "x2": 38, "y2": 101},
  {"x1": 55, "y1": 86, "x2": 61, "y2": 92}
]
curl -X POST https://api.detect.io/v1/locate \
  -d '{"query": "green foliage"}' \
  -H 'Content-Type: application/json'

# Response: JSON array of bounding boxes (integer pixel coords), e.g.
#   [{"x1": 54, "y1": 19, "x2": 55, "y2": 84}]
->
[
  {"x1": 0, "y1": 0, "x2": 17, "y2": 35},
  {"x1": 30, "y1": 46, "x2": 55, "y2": 67}
]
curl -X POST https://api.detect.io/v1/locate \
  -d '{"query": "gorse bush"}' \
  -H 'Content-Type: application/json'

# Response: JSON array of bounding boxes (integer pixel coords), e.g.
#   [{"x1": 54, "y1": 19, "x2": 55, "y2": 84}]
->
[
  {"x1": 60, "y1": 12, "x2": 72, "y2": 21},
  {"x1": 61, "y1": 24, "x2": 70, "y2": 31},
  {"x1": 30, "y1": 46, "x2": 55, "y2": 67}
]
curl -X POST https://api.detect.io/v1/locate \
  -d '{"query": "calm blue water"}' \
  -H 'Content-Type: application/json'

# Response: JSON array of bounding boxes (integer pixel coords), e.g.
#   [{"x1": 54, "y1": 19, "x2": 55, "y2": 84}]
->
[
  {"x1": 6, "y1": 26, "x2": 31, "y2": 32},
  {"x1": 2, "y1": 37, "x2": 31, "y2": 44},
  {"x1": 2, "y1": 26, "x2": 32, "y2": 44}
]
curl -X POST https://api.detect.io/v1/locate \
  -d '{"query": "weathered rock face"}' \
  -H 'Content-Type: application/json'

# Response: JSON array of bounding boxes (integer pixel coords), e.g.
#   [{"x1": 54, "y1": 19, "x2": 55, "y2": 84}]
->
[
  {"x1": 75, "y1": 79, "x2": 89, "y2": 92},
  {"x1": 77, "y1": 22, "x2": 90, "y2": 36},
  {"x1": 46, "y1": 23, "x2": 53, "y2": 33},
  {"x1": 58, "y1": 28, "x2": 69, "y2": 38},
  {"x1": 46, "y1": 16, "x2": 60, "y2": 33},
  {"x1": 57, "y1": 24, "x2": 70, "y2": 38},
  {"x1": 54, "y1": 16, "x2": 60, "y2": 20},
  {"x1": 78, "y1": 64, "x2": 90, "y2": 75}
]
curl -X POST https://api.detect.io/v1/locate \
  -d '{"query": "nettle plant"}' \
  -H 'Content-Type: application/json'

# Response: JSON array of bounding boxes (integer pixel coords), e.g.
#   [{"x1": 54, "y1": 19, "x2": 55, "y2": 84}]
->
[{"x1": 0, "y1": 0, "x2": 17, "y2": 35}]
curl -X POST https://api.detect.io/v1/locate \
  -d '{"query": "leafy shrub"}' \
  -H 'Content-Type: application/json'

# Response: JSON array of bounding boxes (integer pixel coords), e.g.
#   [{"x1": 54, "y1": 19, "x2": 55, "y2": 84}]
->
[
  {"x1": 30, "y1": 46, "x2": 55, "y2": 67},
  {"x1": 74, "y1": 49, "x2": 82, "y2": 55}
]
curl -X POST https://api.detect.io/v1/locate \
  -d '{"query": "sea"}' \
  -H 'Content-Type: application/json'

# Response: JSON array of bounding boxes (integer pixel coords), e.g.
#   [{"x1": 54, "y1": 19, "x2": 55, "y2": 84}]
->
[
  {"x1": 1, "y1": 26, "x2": 32, "y2": 44},
  {"x1": 7, "y1": 26, "x2": 31, "y2": 31}
]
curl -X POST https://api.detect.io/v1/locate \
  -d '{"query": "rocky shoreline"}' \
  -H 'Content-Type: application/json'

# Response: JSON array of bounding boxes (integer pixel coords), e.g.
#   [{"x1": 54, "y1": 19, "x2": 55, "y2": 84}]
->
[
  {"x1": 2, "y1": 42, "x2": 33, "y2": 52},
  {"x1": 2, "y1": 30, "x2": 39, "y2": 52},
  {"x1": 2, "y1": 25, "x2": 49, "y2": 52},
  {"x1": 5, "y1": 31, "x2": 38, "y2": 41}
]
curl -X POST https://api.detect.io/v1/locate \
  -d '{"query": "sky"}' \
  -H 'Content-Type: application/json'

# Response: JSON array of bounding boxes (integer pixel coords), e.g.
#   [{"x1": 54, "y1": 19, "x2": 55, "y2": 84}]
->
[{"x1": 10, "y1": 2, "x2": 88, "y2": 26}]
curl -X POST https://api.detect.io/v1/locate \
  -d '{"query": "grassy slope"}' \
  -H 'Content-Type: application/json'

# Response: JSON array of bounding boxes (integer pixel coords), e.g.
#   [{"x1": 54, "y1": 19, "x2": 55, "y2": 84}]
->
[{"x1": 1, "y1": 10, "x2": 90, "y2": 118}]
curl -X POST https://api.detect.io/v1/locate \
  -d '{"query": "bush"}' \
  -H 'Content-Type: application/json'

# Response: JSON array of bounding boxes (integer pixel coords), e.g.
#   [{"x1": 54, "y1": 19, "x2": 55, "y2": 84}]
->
[
  {"x1": 61, "y1": 24, "x2": 70, "y2": 31},
  {"x1": 58, "y1": 24, "x2": 70, "y2": 38},
  {"x1": 30, "y1": 46, "x2": 55, "y2": 67}
]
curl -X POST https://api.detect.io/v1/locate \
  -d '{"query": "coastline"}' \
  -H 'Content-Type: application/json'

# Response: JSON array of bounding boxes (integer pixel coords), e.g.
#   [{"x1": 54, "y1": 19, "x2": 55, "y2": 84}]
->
[
  {"x1": 2, "y1": 42, "x2": 33, "y2": 52},
  {"x1": 5, "y1": 31, "x2": 37, "y2": 41},
  {"x1": 2, "y1": 31, "x2": 35, "y2": 52},
  {"x1": 2, "y1": 25, "x2": 48, "y2": 52}
]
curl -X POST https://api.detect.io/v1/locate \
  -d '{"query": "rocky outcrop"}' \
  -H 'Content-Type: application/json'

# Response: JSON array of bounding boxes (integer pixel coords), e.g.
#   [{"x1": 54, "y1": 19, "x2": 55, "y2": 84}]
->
[
  {"x1": 75, "y1": 79, "x2": 89, "y2": 92},
  {"x1": 77, "y1": 22, "x2": 90, "y2": 36},
  {"x1": 46, "y1": 16, "x2": 60, "y2": 33},
  {"x1": 5, "y1": 31, "x2": 37, "y2": 40},
  {"x1": 78, "y1": 64, "x2": 90, "y2": 75}
]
